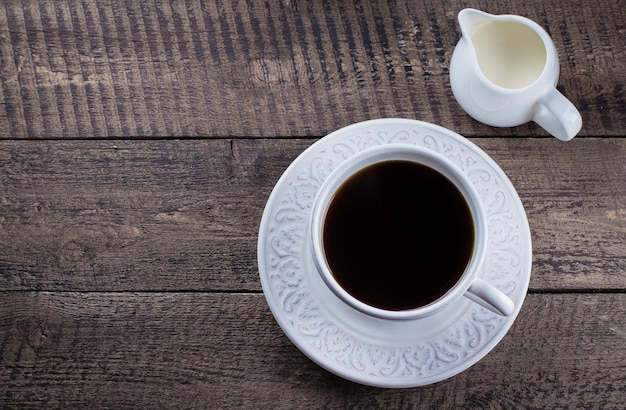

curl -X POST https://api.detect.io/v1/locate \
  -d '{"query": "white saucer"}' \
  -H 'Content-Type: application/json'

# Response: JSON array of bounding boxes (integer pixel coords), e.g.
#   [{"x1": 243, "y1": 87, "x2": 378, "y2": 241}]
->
[{"x1": 257, "y1": 119, "x2": 532, "y2": 388}]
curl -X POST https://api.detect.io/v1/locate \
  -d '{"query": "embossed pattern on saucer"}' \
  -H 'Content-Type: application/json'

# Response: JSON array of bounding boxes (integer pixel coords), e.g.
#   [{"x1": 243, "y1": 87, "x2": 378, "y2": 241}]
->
[{"x1": 257, "y1": 119, "x2": 532, "y2": 388}]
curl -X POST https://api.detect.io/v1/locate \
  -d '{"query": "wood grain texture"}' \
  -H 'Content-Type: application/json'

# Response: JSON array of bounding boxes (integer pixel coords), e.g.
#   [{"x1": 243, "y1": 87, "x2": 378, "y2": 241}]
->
[
  {"x1": 0, "y1": 0, "x2": 624, "y2": 138},
  {"x1": 1, "y1": 292, "x2": 624, "y2": 408},
  {"x1": 1, "y1": 138, "x2": 624, "y2": 292},
  {"x1": 1, "y1": 0, "x2": 623, "y2": 407}
]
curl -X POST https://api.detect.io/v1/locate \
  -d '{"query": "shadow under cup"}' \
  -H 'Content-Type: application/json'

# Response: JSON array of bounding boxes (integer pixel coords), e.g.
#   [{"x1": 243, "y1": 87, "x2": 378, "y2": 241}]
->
[{"x1": 310, "y1": 144, "x2": 488, "y2": 321}]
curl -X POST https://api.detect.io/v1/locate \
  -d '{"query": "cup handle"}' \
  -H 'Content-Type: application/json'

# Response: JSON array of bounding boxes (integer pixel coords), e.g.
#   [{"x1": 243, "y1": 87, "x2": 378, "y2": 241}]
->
[
  {"x1": 533, "y1": 88, "x2": 582, "y2": 141},
  {"x1": 464, "y1": 278, "x2": 515, "y2": 316}
]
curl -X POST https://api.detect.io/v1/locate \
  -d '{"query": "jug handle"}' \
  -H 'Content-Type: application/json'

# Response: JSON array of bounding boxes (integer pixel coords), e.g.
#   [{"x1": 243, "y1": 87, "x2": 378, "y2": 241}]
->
[{"x1": 533, "y1": 88, "x2": 582, "y2": 141}]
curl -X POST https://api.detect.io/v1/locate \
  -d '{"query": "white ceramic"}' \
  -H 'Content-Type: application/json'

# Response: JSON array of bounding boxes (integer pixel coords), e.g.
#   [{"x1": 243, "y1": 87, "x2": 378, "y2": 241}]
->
[
  {"x1": 450, "y1": 8, "x2": 582, "y2": 141},
  {"x1": 258, "y1": 119, "x2": 532, "y2": 387},
  {"x1": 309, "y1": 144, "x2": 515, "y2": 320}
]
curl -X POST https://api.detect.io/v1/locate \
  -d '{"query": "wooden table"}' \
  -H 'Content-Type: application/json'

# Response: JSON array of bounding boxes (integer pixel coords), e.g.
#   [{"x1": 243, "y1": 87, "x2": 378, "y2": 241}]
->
[{"x1": 1, "y1": 0, "x2": 624, "y2": 407}]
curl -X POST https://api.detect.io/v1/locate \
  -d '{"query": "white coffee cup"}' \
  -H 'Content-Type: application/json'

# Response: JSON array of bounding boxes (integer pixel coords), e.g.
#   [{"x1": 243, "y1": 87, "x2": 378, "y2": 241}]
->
[
  {"x1": 309, "y1": 144, "x2": 515, "y2": 320},
  {"x1": 450, "y1": 8, "x2": 582, "y2": 141}
]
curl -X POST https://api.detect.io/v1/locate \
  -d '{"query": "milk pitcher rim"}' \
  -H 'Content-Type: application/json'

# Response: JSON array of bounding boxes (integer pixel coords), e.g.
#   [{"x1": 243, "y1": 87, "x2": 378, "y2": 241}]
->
[{"x1": 457, "y1": 8, "x2": 559, "y2": 93}]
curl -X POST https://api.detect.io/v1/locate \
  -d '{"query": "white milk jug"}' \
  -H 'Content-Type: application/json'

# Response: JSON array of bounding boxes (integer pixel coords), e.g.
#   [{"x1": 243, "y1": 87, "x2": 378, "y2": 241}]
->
[{"x1": 450, "y1": 9, "x2": 582, "y2": 141}]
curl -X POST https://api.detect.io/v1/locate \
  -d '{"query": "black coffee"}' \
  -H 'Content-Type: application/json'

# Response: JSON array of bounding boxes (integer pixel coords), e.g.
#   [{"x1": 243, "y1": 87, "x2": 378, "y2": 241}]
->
[{"x1": 323, "y1": 160, "x2": 474, "y2": 311}]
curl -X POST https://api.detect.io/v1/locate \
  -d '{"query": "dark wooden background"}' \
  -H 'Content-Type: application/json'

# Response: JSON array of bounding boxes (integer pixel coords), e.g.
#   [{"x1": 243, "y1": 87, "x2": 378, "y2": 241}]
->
[{"x1": 1, "y1": 0, "x2": 625, "y2": 408}]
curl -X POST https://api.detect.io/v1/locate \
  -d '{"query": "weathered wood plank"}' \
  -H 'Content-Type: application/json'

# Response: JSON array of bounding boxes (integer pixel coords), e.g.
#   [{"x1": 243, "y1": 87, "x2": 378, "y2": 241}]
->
[
  {"x1": 1, "y1": 292, "x2": 624, "y2": 408},
  {"x1": 0, "y1": 139, "x2": 272, "y2": 291},
  {"x1": 0, "y1": 0, "x2": 624, "y2": 138},
  {"x1": 0, "y1": 138, "x2": 624, "y2": 292}
]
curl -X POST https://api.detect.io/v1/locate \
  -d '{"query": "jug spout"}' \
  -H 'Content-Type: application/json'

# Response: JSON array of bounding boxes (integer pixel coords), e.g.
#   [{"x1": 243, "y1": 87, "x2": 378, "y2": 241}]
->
[{"x1": 458, "y1": 8, "x2": 495, "y2": 38}]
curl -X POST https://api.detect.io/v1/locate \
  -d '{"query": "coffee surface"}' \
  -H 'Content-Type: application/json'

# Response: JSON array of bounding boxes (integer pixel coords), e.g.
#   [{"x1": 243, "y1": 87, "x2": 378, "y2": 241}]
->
[{"x1": 323, "y1": 160, "x2": 474, "y2": 311}]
